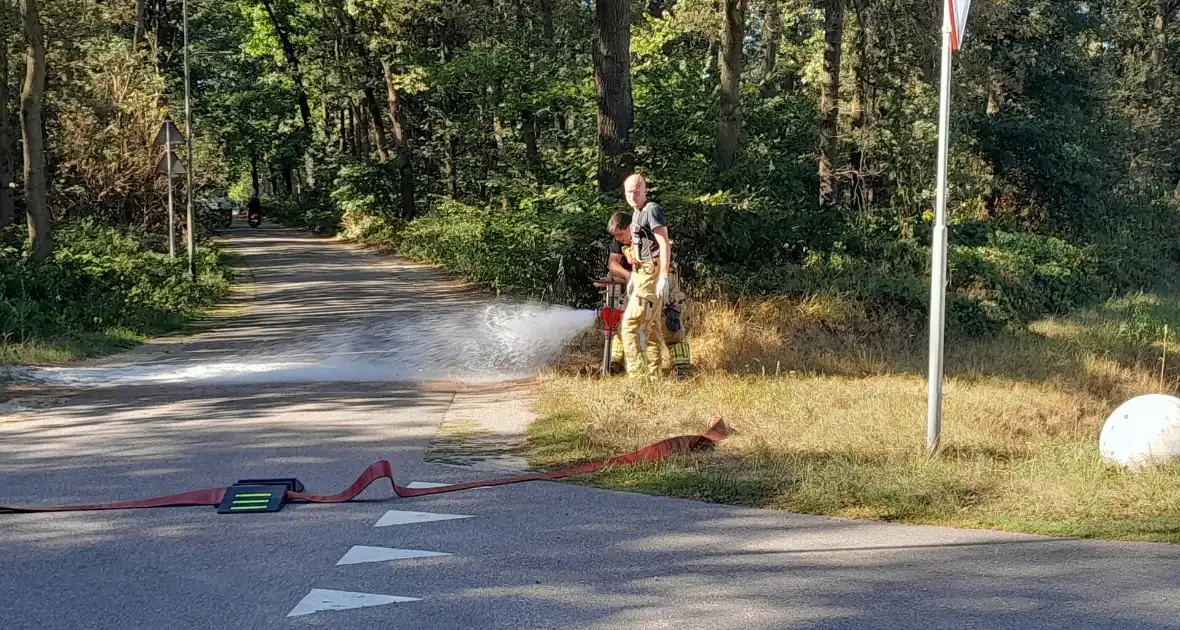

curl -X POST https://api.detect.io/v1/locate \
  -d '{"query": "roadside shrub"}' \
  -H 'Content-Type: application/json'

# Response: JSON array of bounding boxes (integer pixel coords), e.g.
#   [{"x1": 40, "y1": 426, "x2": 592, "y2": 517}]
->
[
  {"x1": 951, "y1": 230, "x2": 1104, "y2": 325},
  {"x1": 266, "y1": 195, "x2": 342, "y2": 235},
  {"x1": 0, "y1": 220, "x2": 232, "y2": 344},
  {"x1": 331, "y1": 160, "x2": 400, "y2": 220},
  {"x1": 683, "y1": 227, "x2": 1110, "y2": 338},
  {"x1": 400, "y1": 190, "x2": 613, "y2": 306}
]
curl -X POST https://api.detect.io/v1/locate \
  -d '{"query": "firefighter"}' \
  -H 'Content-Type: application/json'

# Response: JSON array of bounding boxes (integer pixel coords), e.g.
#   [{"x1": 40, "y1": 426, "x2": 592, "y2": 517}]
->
[
  {"x1": 604, "y1": 213, "x2": 652, "y2": 373},
  {"x1": 609, "y1": 174, "x2": 692, "y2": 378}
]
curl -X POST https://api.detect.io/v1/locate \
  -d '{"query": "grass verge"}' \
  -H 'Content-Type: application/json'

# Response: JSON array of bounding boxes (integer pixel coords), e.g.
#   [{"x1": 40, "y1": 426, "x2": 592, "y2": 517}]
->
[{"x1": 529, "y1": 288, "x2": 1180, "y2": 544}]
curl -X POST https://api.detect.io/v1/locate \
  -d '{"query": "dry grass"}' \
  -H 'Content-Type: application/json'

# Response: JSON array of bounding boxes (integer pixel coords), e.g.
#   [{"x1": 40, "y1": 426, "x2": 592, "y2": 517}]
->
[{"x1": 531, "y1": 289, "x2": 1180, "y2": 543}]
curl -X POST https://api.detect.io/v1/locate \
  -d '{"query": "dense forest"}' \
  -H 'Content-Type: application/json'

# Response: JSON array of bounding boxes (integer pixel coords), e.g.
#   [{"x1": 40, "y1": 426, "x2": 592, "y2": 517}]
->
[{"x1": 4, "y1": 0, "x2": 1180, "y2": 350}]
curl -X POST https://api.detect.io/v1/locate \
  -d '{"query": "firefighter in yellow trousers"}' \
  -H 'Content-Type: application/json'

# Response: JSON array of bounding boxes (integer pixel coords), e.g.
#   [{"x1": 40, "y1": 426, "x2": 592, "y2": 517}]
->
[
  {"x1": 605, "y1": 231, "x2": 638, "y2": 372},
  {"x1": 607, "y1": 174, "x2": 692, "y2": 378}
]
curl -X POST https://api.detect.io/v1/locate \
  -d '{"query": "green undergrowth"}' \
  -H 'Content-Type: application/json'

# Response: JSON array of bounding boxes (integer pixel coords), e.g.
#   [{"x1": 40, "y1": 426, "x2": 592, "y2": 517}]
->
[{"x1": 0, "y1": 220, "x2": 235, "y2": 365}]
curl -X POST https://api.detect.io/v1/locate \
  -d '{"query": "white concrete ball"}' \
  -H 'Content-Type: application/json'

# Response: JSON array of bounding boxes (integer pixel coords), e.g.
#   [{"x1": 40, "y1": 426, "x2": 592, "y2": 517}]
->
[{"x1": 1098, "y1": 394, "x2": 1180, "y2": 471}]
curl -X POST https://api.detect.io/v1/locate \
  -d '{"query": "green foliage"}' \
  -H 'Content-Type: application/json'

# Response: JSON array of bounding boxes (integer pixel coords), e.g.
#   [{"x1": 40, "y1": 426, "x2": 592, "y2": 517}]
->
[
  {"x1": 400, "y1": 190, "x2": 613, "y2": 306},
  {"x1": 266, "y1": 195, "x2": 343, "y2": 235},
  {"x1": 328, "y1": 159, "x2": 408, "y2": 243},
  {"x1": 0, "y1": 221, "x2": 232, "y2": 348},
  {"x1": 675, "y1": 225, "x2": 1141, "y2": 339},
  {"x1": 951, "y1": 231, "x2": 1103, "y2": 325}
]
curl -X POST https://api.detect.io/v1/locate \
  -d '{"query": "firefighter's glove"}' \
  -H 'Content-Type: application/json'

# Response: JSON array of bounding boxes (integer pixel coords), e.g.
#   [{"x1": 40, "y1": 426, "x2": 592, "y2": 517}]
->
[{"x1": 656, "y1": 277, "x2": 669, "y2": 301}]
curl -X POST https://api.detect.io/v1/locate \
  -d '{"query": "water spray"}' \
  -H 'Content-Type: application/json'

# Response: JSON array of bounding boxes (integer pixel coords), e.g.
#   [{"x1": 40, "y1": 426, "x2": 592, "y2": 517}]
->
[{"x1": 4, "y1": 302, "x2": 599, "y2": 388}]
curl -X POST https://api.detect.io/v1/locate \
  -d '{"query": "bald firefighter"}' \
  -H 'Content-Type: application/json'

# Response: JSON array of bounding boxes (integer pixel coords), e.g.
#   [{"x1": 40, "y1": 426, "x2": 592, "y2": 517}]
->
[{"x1": 607, "y1": 174, "x2": 692, "y2": 377}]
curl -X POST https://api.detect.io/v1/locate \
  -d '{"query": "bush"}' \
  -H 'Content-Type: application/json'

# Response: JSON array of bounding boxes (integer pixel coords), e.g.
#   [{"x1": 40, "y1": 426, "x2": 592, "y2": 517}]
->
[
  {"x1": 951, "y1": 230, "x2": 1105, "y2": 325},
  {"x1": 266, "y1": 195, "x2": 343, "y2": 235},
  {"x1": 331, "y1": 159, "x2": 401, "y2": 220},
  {"x1": 400, "y1": 189, "x2": 614, "y2": 306},
  {"x1": 0, "y1": 220, "x2": 232, "y2": 345},
  {"x1": 682, "y1": 227, "x2": 1113, "y2": 339}
]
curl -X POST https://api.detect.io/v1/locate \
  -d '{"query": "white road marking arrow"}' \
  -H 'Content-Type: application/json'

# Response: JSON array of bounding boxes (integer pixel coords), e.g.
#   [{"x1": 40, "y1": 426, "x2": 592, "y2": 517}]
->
[
  {"x1": 286, "y1": 588, "x2": 420, "y2": 617},
  {"x1": 374, "y1": 509, "x2": 474, "y2": 527},
  {"x1": 336, "y1": 545, "x2": 451, "y2": 565}
]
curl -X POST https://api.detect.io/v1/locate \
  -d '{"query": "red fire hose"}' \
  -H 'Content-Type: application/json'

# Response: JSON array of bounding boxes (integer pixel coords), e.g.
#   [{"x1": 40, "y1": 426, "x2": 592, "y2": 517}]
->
[{"x1": 0, "y1": 418, "x2": 728, "y2": 514}]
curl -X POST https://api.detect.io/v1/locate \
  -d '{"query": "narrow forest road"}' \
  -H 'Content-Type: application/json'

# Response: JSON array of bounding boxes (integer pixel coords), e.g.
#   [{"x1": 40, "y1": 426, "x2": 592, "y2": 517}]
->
[{"x1": 1, "y1": 220, "x2": 1178, "y2": 630}]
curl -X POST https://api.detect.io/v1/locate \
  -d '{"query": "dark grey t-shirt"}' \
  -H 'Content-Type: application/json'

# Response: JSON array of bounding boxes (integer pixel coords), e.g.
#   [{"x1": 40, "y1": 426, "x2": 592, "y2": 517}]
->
[{"x1": 629, "y1": 201, "x2": 667, "y2": 262}]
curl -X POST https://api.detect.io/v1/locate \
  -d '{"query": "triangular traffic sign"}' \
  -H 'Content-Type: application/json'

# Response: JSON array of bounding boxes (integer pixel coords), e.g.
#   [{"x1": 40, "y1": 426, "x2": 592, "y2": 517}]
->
[
  {"x1": 949, "y1": 0, "x2": 972, "y2": 51},
  {"x1": 155, "y1": 151, "x2": 186, "y2": 175},
  {"x1": 286, "y1": 588, "x2": 420, "y2": 617},
  {"x1": 153, "y1": 118, "x2": 186, "y2": 146}
]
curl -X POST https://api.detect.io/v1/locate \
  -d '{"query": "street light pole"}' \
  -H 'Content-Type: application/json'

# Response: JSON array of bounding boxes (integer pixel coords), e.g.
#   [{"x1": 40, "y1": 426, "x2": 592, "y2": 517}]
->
[{"x1": 182, "y1": 0, "x2": 196, "y2": 281}]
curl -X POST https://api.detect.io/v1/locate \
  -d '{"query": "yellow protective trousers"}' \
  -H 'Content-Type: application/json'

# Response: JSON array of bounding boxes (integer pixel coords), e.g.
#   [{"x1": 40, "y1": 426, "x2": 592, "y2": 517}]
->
[{"x1": 620, "y1": 260, "x2": 670, "y2": 377}]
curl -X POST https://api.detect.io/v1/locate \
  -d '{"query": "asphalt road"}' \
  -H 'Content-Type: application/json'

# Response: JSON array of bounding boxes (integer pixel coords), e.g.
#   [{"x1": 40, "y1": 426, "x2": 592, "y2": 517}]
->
[{"x1": 2, "y1": 221, "x2": 1179, "y2": 629}]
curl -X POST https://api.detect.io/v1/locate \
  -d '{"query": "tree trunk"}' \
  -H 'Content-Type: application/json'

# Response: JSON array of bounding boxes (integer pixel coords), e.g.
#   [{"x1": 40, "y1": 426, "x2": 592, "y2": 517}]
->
[
  {"x1": 322, "y1": 74, "x2": 332, "y2": 143},
  {"x1": 759, "y1": 0, "x2": 780, "y2": 97},
  {"x1": 382, "y1": 60, "x2": 416, "y2": 220},
  {"x1": 259, "y1": 0, "x2": 313, "y2": 130},
  {"x1": 441, "y1": 23, "x2": 461, "y2": 199},
  {"x1": 250, "y1": 152, "x2": 260, "y2": 197},
  {"x1": 282, "y1": 163, "x2": 293, "y2": 195},
  {"x1": 0, "y1": 12, "x2": 14, "y2": 236},
  {"x1": 364, "y1": 88, "x2": 389, "y2": 162},
  {"x1": 363, "y1": 102, "x2": 375, "y2": 157},
  {"x1": 986, "y1": 72, "x2": 1003, "y2": 116},
  {"x1": 554, "y1": 113, "x2": 566, "y2": 155},
  {"x1": 848, "y1": 0, "x2": 868, "y2": 210},
  {"x1": 323, "y1": 101, "x2": 332, "y2": 143},
  {"x1": 706, "y1": 39, "x2": 720, "y2": 78},
  {"x1": 444, "y1": 129, "x2": 458, "y2": 198},
  {"x1": 715, "y1": 0, "x2": 745, "y2": 173},
  {"x1": 441, "y1": 89, "x2": 458, "y2": 199},
  {"x1": 818, "y1": 0, "x2": 844, "y2": 209},
  {"x1": 350, "y1": 100, "x2": 363, "y2": 158},
  {"x1": 1147, "y1": 0, "x2": 1169, "y2": 92},
  {"x1": 486, "y1": 82, "x2": 509, "y2": 209},
  {"x1": 491, "y1": 84, "x2": 507, "y2": 158},
  {"x1": 20, "y1": 0, "x2": 49, "y2": 261},
  {"x1": 540, "y1": 0, "x2": 555, "y2": 40},
  {"x1": 522, "y1": 109, "x2": 543, "y2": 189},
  {"x1": 592, "y1": 0, "x2": 634, "y2": 193},
  {"x1": 134, "y1": 0, "x2": 147, "y2": 45}
]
